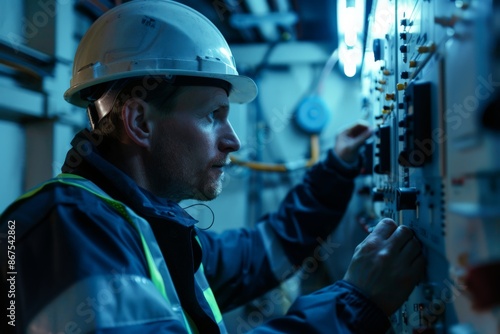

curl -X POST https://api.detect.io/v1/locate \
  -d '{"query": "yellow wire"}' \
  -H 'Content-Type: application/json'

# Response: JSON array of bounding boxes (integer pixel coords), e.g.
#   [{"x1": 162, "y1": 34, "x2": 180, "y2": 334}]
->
[{"x1": 229, "y1": 135, "x2": 320, "y2": 172}]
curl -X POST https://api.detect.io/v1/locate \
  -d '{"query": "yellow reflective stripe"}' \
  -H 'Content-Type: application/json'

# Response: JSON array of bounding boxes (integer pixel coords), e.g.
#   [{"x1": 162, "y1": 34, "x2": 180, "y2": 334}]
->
[
  {"x1": 195, "y1": 235, "x2": 202, "y2": 247},
  {"x1": 196, "y1": 262, "x2": 223, "y2": 324},
  {"x1": 12, "y1": 174, "x2": 86, "y2": 202},
  {"x1": 55, "y1": 175, "x2": 197, "y2": 333},
  {"x1": 68, "y1": 182, "x2": 167, "y2": 300},
  {"x1": 203, "y1": 287, "x2": 223, "y2": 324},
  {"x1": 21, "y1": 174, "x2": 169, "y2": 303},
  {"x1": 12, "y1": 173, "x2": 198, "y2": 333},
  {"x1": 138, "y1": 231, "x2": 168, "y2": 299}
]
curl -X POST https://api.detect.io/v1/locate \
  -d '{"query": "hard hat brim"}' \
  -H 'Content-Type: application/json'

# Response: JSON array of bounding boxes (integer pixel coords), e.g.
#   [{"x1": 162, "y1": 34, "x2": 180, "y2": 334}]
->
[{"x1": 64, "y1": 71, "x2": 258, "y2": 108}]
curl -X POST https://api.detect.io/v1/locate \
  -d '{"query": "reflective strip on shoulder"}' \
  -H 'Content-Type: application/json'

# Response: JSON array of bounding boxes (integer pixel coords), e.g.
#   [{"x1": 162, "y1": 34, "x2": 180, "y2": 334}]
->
[
  {"x1": 52, "y1": 174, "x2": 168, "y2": 301},
  {"x1": 257, "y1": 223, "x2": 294, "y2": 282},
  {"x1": 12, "y1": 173, "x2": 82, "y2": 202},
  {"x1": 19, "y1": 174, "x2": 195, "y2": 333},
  {"x1": 27, "y1": 275, "x2": 186, "y2": 333}
]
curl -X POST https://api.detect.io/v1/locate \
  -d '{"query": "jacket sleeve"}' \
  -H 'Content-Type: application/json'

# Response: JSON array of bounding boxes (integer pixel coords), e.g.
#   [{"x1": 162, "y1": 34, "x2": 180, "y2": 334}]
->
[
  {"x1": 0, "y1": 186, "x2": 189, "y2": 334},
  {"x1": 246, "y1": 280, "x2": 391, "y2": 334},
  {"x1": 263, "y1": 149, "x2": 361, "y2": 268},
  {"x1": 199, "y1": 150, "x2": 363, "y2": 309}
]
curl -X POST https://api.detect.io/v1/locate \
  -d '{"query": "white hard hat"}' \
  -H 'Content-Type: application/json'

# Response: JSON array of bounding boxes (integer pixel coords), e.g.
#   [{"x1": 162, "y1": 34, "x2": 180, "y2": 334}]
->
[{"x1": 64, "y1": 0, "x2": 257, "y2": 107}]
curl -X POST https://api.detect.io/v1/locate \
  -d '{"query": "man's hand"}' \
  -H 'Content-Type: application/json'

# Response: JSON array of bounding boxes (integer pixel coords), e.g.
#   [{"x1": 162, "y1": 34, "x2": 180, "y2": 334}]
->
[
  {"x1": 343, "y1": 219, "x2": 426, "y2": 316},
  {"x1": 334, "y1": 121, "x2": 373, "y2": 163}
]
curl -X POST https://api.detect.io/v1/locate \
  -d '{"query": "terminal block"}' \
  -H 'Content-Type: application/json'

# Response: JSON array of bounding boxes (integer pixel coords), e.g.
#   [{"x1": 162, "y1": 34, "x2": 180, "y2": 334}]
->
[
  {"x1": 398, "y1": 81, "x2": 433, "y2": 168},
  {"x1": 374, "y1": 124, "x2": 391, "y2": 174}
]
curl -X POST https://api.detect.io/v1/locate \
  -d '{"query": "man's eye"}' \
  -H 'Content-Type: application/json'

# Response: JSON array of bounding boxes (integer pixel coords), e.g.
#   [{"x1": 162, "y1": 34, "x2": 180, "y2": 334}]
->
[{"x1": 207, "y1": 110, "x2": 217, "y2": 121}]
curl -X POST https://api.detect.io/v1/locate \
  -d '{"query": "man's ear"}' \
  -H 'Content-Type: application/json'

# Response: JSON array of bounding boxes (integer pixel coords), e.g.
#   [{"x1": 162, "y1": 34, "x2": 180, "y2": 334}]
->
[{"x1": 121, "y1": 98, "x2": 152, "y2": 148}]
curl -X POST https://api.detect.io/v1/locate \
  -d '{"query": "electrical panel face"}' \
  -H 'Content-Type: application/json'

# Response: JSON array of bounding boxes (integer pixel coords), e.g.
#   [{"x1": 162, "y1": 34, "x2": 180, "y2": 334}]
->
[{"x1": 362, "y1": 0, "x2": 500, "y2": 333}]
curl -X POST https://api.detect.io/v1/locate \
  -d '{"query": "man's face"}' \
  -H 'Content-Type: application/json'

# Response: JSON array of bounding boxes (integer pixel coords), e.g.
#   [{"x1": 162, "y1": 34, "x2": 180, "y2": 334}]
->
[{"x1": 147, "y1": 86, "x2": 240, "y2": 202}]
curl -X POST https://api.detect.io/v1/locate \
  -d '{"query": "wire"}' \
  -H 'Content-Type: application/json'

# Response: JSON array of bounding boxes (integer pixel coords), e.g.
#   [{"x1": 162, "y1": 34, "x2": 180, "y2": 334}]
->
[
  {"x1": 232, "y1": 44, "x2": 339, "y2": 173},
  {"x1": 314, "y1": 49, "x2": 339, "y2": 95},
  {"x1": 229, "y1": 134, "x2": 320, "y2": 172},
  {"x1": 182, "y1": 203, "x2": 215, "y2": 230}
]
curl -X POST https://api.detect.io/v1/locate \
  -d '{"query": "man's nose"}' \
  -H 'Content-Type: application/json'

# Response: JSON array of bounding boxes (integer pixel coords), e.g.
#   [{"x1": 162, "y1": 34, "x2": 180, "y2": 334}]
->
[{"x1": 219, "y1": 121, "x2": 241, "y2": 153}]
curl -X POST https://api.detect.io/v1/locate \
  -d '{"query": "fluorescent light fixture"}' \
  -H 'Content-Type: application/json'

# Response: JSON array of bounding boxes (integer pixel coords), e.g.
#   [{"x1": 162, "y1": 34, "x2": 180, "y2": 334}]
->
[
  {"x1": 344, "y1": 59, "x2": 357, "y2": 77},
  {"x1": 344, "y1": 7, "x2": 358, "y2": 47},
  {"x1": 337, "y1": 0, "x2": 365, "y2": 77},
  {"x1": 339, "y1": 42, "x2": 363, "y2": 78}
]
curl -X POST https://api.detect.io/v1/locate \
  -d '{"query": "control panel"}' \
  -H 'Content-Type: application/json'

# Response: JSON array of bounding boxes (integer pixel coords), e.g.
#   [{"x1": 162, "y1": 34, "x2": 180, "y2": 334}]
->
[{"x1": 362, "y1": 0, "x2": 500, "y2": 332}]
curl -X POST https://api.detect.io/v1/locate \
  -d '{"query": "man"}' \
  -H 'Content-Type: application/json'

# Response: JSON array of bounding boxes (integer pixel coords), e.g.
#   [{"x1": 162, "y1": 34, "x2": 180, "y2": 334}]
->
[{"x1": 0, "y1": 1, "x2": 425, "y2": 333}]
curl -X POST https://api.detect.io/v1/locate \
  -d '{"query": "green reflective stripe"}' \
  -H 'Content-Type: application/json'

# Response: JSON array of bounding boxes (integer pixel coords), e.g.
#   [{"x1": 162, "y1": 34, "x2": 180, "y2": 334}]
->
[
  {"x1": 16, "y1": 174, "x2": 168, "y2": 303},
  {"x1": 195, "y1": 235, "x2": 202, "y2": 248},
  {"x1": 203, "y1": 286, "x2": 223, "y2": 324},
  {"x1": 16, "y1": 173, "x2": 201, "y2": 333},
  {"x1": 12, "y1": 174, "x2": 85, "y2": 202},
  {"x1": 55, "y1": 175, "x2": 197, "y2": 333},
  {"x1": 138, "y1": 228, "x2": 168, "y2": 299},
  {"x1": 15, "y1": 182, "x2": 57, "y2": 202},
  {"x1": 196, "y1": 262, "x2": 223, "y2": 324},
  {"x1": 55, "y1": 175, "x2": 168, "y2": 300},
  {"x1": 92, "y1": 199, "x2": 167, "y2": 300}
]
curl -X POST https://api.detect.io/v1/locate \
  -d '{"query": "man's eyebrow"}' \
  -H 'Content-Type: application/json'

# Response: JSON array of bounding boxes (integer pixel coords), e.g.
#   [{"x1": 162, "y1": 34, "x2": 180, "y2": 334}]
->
[{"x1": 210, "y1": 102, "x2": 230, "y2": 111}]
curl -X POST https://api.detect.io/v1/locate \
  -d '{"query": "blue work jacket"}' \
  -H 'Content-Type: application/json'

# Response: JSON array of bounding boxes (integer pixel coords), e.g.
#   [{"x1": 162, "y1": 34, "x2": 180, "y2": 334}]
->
[{"x1": 0, "y1": 129, "x2": 390, "y2": 333}]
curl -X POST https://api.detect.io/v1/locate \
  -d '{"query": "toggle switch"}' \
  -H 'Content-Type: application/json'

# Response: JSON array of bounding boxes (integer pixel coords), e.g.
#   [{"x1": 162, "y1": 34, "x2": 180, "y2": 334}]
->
[
  {"x1": 396, "y1": 187, "x2": 418, "y2": 210},
  {"x1": 372, "y1": 188, "x2": 385, "y2": 202},
  {"x1": 373, "y1": 38, "x2": 384, "y2": 61}
]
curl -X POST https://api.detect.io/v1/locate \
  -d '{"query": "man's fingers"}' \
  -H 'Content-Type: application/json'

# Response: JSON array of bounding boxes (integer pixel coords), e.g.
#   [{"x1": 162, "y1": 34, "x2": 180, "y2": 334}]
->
[
  {"x1": 371, "y1": 219, "x2": 398, "y2": 239},
  {"x1": 388, "y1": 225, "x2": 415, "y2": 251},
  {"x1": 350, "y1": 128, "x2": 373, "y2": 149},
  {"x1": 399, "y1": 237, "x2": 422, "y2": 262},
  {"x1": 358, "y1": 128, "x2": 373, "y2": 141},
  {"x1": 346, "y1": 123, "x2": 371, "y2": 137}
]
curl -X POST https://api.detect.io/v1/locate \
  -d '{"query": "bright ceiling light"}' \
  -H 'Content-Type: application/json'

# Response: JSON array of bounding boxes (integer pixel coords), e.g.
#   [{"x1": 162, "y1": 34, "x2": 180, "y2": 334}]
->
[
  {"x1": 337, "y1": 0, "x2": 365, "y2": 77},
  {"x1": 339, "y1": 43, "x2": 363, "y2": 78}
]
